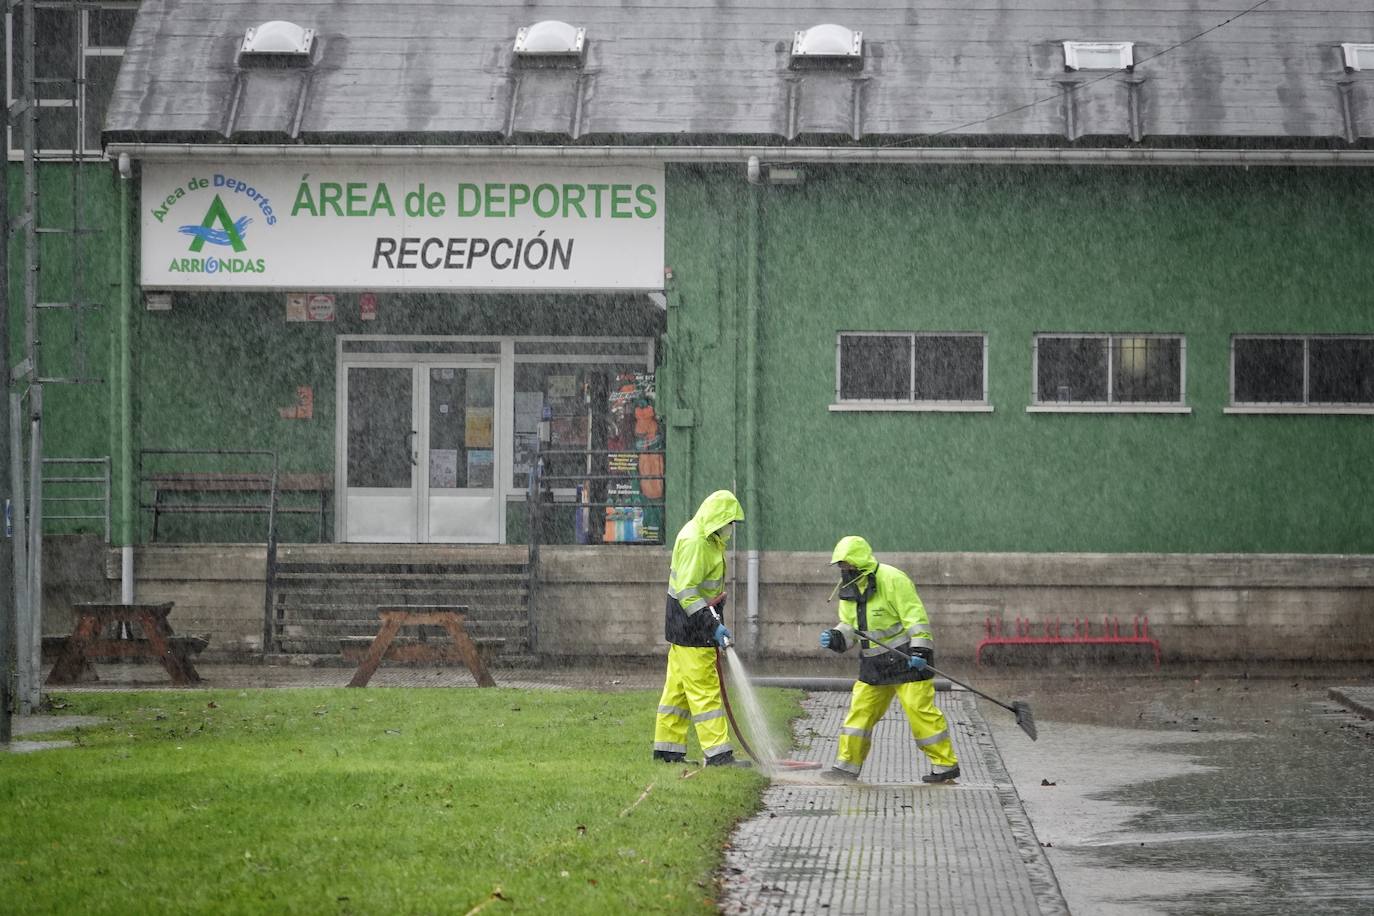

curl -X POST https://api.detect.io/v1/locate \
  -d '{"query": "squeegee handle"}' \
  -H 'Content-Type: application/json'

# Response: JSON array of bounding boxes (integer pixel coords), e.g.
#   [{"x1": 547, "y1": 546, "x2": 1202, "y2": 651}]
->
[{"x1": 852, "y1": 627, "x2": 1017, "y2": 715}]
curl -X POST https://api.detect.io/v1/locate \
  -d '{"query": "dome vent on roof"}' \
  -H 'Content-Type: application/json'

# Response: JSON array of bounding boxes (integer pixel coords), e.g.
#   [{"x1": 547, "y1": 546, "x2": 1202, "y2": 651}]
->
[
  {"x1": 515, "y1": 20, "x2": 586, "y2": 58},
  {"x1": 239, "y1": 20, "x2": 316, "y2": 66},
  {"x1": 791, "y1": 24, "x2": 863, "y2": 69}
]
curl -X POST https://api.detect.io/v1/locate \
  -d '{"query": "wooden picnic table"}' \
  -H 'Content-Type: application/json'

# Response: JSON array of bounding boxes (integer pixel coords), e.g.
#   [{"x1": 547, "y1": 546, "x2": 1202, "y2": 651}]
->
[
  {"x1": 46, "y1": 602, "x2": 205, "y2": 686},
  {"x1": 345, "y1": 606, "x2": 497, "y2": 688}
]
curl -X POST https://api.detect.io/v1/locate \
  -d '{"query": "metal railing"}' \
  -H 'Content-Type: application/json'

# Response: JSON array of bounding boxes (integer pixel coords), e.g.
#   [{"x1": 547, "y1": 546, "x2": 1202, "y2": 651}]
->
[
  {"x1": 41, "y1": 456, "x2": 111, "y2": 541},
  {"x1": 524, "y1": 447, "x2": 666, "y2": 654},
  {"x1": 137, "y1": 448, "x2": 283, "y2": 655}
]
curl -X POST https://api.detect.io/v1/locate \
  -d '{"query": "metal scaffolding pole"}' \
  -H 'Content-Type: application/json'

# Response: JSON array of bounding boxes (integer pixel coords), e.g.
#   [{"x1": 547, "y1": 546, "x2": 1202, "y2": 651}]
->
[
  {"x1": 1, "y1": 137, "x2": 12, "y2": 742},
  {"x1": 14, "y1": 0, "x2": 43, "y2": 714},
  {"x1": 8, "y1": 0, "x2": 103, "y2": 712}
]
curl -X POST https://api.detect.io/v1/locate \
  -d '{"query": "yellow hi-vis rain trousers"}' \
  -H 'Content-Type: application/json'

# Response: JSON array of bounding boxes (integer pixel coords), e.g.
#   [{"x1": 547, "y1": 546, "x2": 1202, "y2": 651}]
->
[
  {"x1": 654, "y1": 644, "x2": 733, "y2": 761},
  {"x1": 834, "y1": 679, "x2": 958, "y2": 776}
]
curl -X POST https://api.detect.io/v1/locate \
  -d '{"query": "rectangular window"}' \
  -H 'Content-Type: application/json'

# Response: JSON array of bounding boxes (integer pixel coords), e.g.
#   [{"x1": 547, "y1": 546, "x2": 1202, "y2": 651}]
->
[
  {"x1": 1032, "y1": 333, "x2": 1186, "y2": 410},
  {"x1": 6, "y1": 1, "x2": 136, "y2": 159},
  {"x1": 834, "y1": 332, "x2": 989, "y2": 411},
  {"x1": 1232, "y1": 335, "x2": 1374, "y2": 409}
]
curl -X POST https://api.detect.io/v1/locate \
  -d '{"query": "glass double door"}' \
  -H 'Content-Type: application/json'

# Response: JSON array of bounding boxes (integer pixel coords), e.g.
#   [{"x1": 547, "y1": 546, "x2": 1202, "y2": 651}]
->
[{"x1": 341, "y1": 360, "x2": 500, "y2": 543}]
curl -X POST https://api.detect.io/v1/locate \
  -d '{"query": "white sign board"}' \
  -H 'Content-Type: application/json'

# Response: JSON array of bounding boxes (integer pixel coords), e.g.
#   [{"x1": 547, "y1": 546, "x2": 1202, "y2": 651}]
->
[{"x1": 141, "y1": 162, "x2": 665, "y2": 291}]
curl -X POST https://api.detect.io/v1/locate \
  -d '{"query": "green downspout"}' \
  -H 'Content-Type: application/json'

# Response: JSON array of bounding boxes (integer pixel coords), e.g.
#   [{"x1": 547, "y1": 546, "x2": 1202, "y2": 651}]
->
[
  {"x1": 743, "y1": 179, "x2": 761, "y2": 657},
  {"x1": 117, "y1": 157, "x2": 134, "y2": 600}
]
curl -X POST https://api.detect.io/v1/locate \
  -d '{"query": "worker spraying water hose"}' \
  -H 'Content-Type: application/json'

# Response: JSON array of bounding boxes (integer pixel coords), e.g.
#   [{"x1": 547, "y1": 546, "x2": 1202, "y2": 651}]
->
[
  {"x1": 652, "y1": 489, "x2": 748, "y2": 767},
  {"x1": 650, "y1": 487, "x2": 816, "y2": 772}
]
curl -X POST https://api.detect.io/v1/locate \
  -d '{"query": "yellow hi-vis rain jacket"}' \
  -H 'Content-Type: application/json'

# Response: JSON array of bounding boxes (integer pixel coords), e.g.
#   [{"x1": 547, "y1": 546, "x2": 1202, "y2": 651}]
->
[
  {"x1": 664, "y1": 489, "x2": 744, "y2": 647},
  {"x1": 828, "y1": 535, "x2": 936, "y2": 686}
]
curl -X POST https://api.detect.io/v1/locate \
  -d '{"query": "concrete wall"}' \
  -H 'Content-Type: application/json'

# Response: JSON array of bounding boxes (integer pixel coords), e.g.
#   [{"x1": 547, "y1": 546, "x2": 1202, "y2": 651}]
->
[
  {"x1": 51, "y1": 543, "x2": 1368, "y2": 663},
  {"x1": 542, "y1": 548, "x2": 1374, "y2": 663}
]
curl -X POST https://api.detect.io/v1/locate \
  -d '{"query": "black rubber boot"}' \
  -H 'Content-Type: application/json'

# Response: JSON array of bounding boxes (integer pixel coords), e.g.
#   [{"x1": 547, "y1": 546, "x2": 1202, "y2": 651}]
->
[
  {"x1": 653, "y1": 750, "x2": 686, "y2": 764},
  {"x1": 706, "y1": 750, "x2": 750, "y2": 767},
  {"x1": 820, "y1": 766, "x2": 859, "y2": 782},
  {"x1": 921, "y1": 765, "x2": 960, "y2": 784}
]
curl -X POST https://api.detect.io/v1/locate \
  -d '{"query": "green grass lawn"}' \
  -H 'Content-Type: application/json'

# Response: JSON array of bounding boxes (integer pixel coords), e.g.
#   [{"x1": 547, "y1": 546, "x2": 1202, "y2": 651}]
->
[{"x1": 1, "y1": 686, "x2": 803, "y2": 915}]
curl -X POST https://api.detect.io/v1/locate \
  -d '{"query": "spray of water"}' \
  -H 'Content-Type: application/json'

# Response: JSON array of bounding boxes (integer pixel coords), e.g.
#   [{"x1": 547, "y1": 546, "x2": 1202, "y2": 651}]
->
[{"x1": 722, "y1": 647, "x2": 786, "y2": 771}]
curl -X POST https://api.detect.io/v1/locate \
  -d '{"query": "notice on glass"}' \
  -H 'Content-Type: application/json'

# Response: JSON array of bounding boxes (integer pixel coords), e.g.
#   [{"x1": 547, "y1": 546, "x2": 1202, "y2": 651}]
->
[
  {"x1": 467, "y1": 449, "x2": 494, "y2": 488},
  {"x1": 547, "y1": 374, "x2": 576, "y2": 398},
  {"x1": 465, "y1": 408, "x2": 494, "y2": 448},
  {"x1": 514, "y1": 431, "x2": 539, "y2": 479},
  {"x1": 515, "y1": 392, "x2": 543, "y2": 433},
  {"x1": 430, "y1": 449, "x2": 458, "y2": 489}
]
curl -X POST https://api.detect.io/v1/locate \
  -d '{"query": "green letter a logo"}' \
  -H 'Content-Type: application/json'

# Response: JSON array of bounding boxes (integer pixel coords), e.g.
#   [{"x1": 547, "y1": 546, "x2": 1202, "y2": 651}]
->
[{"x1": 188, "y1": 194, "x2": 247, "y2": 253}]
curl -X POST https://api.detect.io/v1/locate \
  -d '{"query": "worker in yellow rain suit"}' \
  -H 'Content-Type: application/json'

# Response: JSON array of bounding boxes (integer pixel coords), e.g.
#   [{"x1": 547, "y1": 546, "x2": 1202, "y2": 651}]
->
[
  {"x1": 818, "y1": 535, "x2": 960, "y2": 783},
  {"x1": 653, "y1": 489, "x2": 745, "y2": 766}
]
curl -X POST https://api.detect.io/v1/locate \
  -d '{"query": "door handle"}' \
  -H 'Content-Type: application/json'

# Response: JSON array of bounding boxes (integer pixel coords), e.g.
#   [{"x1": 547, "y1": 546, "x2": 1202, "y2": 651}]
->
[{"x1": 407, "y1": 430, "x2": 418, "y2": 466}]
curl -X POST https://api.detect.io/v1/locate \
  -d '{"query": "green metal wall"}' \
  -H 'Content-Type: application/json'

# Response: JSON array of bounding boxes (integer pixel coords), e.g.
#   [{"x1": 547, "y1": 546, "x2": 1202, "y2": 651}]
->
[
  {"x1": 15, "y1": 162, "x2": 1374, "y2": 553},
  {"x1": 663, "y1": 165, "x2": 1374, "y2": 554},
  {"x1": 5, "y1": 164, "x2": 120, "y2": 534}
]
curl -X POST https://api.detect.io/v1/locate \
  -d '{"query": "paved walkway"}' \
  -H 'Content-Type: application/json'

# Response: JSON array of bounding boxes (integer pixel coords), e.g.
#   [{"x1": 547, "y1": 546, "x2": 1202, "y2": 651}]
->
[
  {"x1": 1328, "y1": 685, "x2": 1374, "y2": 719},
  {"x1": 720, "y1": 690, "x2": 1068, "y2": 916}
]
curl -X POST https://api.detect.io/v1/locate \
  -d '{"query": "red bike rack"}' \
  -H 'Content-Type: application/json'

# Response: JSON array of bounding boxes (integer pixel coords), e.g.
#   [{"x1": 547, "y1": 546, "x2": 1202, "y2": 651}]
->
[{"x1": 975, "y1": 615, "x2": 1161, "y2": 668}]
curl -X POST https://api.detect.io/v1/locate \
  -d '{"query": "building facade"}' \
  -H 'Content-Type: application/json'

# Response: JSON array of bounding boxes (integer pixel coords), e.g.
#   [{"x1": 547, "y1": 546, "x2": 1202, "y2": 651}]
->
[{"x1": 8, "y1": 0, "x2": 1374, "y2": 661}]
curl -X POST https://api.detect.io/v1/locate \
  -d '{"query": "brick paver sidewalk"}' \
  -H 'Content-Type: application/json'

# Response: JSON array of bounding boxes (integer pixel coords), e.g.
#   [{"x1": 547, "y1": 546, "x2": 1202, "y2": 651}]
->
[{"x1": 721, "y1": 690, "x2": 1069, "y2": 916}]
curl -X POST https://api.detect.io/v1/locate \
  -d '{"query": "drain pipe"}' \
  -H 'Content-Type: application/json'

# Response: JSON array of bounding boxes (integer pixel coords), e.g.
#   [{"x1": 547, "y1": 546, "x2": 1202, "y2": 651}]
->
[
  {"x1": 744, "y1": 158, "x2": 763, "y2": 659},
  {"x1": 117, "y1": 153, "x2": 134, "y2": 604}
]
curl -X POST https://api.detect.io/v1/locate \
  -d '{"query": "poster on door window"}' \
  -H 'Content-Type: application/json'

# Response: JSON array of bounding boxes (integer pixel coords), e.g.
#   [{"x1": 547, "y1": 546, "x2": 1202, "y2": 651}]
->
[
  {"x1": 515, "y1": 392, "x2": 543, "y2": 433},
  {"x1": 514, "y1": 431, "x2": 539, "y2": 481},
  {"x1": 430, "y1": 449, "x2": 458, "y2": 489},
  {"x1": 604, "y1": 372, "x2": 662, "y2": 543},
  {"x1": 467, "y1": 449, "x2": 494, "y2": 488},
  {"x1": 465, "y1": 408, "x2": 493, "y2": 448}
]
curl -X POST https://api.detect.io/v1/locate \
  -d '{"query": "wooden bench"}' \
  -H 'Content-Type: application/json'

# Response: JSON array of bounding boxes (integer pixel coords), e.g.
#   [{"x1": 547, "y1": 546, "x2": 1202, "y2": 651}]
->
[
  {"x1": 46, "y1": 602, "x2": 206, "y2": 686},
  {"x1": 145, "y1": 472, "x2": 332, "y2": 542},
  {"x1": 345, "y1": 607, "x2": 498, "y2": 688},
  {"x1": 43, "y1": 633, "x2": 209, "y2": 664},
  {"x1": 339, "y1": 636, "x2": 506, "y2": 665}
]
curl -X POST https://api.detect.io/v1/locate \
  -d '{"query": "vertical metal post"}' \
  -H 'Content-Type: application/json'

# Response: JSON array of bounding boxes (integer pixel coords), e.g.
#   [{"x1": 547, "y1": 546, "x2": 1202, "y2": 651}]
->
[
  {"x1": 24, "y1": 386, "x2": 43, "y2": 711},
  {"x1": 1, "y1": 141, "x2": 12, "y2": 742},
  {"x1": 16, "y1": 0, "x2": 44, "y2": 714},
  {"x1": 10, "y1": 395, "x2": 33, "y2": 715},
  {"x1": 261, "y1": 456, "x2": 279, "y2": 654}
]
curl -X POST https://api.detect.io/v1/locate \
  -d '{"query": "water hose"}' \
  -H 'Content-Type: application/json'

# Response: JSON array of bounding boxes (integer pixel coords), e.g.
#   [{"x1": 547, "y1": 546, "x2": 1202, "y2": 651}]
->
[{"x1": 714, "y1": 647, "x2": 764, "y2": 765}]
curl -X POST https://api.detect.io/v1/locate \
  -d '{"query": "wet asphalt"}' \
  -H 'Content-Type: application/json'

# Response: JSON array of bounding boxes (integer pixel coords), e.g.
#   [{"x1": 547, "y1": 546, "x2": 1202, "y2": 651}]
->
[{"x1": 978, "y1": 669, "x2": 1374, "y2": 916}]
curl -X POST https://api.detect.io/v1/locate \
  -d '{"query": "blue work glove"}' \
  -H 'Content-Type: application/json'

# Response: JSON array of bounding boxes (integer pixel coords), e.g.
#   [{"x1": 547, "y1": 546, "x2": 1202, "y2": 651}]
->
[
  {"x1": 820, "y1": 629, "x2": 846, "y2": 653},
  {"x1": 714, "y1": 624, "x2": 732, "y2": 648},
  {"x1": 907, "y1": 654, "x2": 928, "y2": 671}
]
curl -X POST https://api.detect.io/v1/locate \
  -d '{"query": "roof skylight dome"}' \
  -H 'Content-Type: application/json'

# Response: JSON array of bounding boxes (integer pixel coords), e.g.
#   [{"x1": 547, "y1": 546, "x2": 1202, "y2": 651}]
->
[
  {"x1": 1342, "y1": 43, "x2": 1374, "y2": 71},
  {"x1": 1063, "y1": 41, "x2": 1134, "y2": 71},
  {"x1": 239, "y1": 20, "x2": 316, "y2": 63},
  {"x1": 514, "y1": 20, "x2": 586, "y2": 58},
  {"x1": 790, "y1": 23, "x2": 863, "y2": 70}
]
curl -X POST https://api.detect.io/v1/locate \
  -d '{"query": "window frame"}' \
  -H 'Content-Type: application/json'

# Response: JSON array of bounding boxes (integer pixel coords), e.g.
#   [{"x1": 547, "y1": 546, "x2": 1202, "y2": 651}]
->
[
  {"x1": 5, "y1": 0, "x2": 136, "y2": 161},
  {"x1": 830, "y1": 330, "x2": 992, "y2": 413},
  {"x1": 1028, "y1": 332, "x2": 1190, "y2": 414},
  {"x1": 1226, "y1": 333, "x2": 1374, "y2": 415}
]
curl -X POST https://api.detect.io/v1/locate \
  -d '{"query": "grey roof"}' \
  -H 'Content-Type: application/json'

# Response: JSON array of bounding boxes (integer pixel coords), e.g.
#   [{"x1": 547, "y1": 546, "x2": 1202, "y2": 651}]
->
[{"x1": 105, "y1": 0, "x2": 1374, "y2": 145}]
